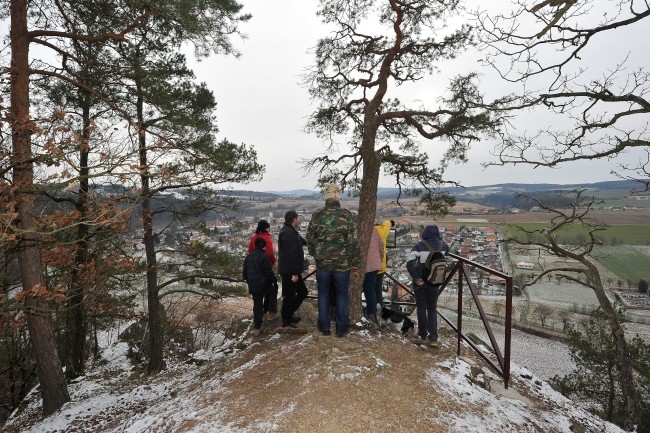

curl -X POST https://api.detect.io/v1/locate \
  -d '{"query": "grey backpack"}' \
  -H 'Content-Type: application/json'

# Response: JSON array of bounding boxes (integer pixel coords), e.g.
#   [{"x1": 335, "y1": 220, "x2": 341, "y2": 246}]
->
[{"x1": 422, "y1": 241, "x2": 447, "y2": 286}]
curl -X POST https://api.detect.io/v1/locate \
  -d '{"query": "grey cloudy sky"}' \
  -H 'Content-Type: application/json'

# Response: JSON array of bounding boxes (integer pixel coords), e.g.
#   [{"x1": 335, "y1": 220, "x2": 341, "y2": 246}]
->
[{"x1": 189, "y1": 0, "x2": 648, "y2": 192}]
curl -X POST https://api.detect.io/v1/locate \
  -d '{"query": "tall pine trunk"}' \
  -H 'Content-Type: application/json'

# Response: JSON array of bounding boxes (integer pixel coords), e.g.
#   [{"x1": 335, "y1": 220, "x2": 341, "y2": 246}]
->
[
  {"x1": 350, "y1": 124, "x2": 382, "y2": 320},
  {"x1": 65, "y1": 93, "x2": 92, "y2": 378},
  {"x1": 10, "y1": 0, "x2": 70, "y2": 415},
  {"x1": 349, "y1": 47, "x2": 395, "y2": 320},
  {"x1": 135, "y1": 86, "x2": 164, "y2": 373}
]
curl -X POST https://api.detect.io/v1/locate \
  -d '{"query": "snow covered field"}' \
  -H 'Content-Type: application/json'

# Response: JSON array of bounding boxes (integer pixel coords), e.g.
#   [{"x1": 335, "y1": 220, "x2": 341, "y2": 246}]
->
[
  {"x1": 525, "y1": 282, "x2": 600, "y2": 308},
  {"x1": 442, "y1": 314, "x2": 575, "y2": 380}
]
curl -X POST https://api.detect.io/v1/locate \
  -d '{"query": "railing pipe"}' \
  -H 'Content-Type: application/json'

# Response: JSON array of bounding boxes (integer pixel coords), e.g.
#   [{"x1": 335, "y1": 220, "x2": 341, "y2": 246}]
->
[{"x1": 456, "y1": 261, "x2": 463, "y2": 356}]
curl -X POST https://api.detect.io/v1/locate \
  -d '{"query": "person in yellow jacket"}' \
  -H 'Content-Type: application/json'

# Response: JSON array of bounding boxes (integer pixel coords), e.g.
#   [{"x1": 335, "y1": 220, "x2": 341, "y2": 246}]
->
[{"x1": 374, "y1": 220, "x2": 394, "y2": 307}]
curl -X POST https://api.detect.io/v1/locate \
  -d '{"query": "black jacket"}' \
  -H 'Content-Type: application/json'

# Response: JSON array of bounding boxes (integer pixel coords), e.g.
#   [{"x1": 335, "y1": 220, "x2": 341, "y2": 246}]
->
[
  {"x1": 277, "y1": 222, "x2": 306, "y2": 275},
  {"x1": 242, "y1": 248, "x2": 275, "y2": 294}
]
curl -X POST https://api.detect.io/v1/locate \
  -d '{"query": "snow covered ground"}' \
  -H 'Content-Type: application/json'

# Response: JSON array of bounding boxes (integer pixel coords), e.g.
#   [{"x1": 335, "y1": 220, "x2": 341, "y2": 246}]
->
[{"x1": 3, "y1": 319, "x2": 625, "y2": 433}]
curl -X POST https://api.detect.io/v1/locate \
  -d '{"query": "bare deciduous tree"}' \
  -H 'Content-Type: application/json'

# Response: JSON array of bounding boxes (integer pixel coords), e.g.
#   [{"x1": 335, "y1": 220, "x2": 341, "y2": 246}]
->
[
  {"x1": 533, "y1": 304, "x2": 552, "y2": 327},
  {"x1": 477, "y1": 1, "x2": 650, "y2": 191},
  {"x1": 503, "y1": 189, "x2": 640, "y2": 429}
]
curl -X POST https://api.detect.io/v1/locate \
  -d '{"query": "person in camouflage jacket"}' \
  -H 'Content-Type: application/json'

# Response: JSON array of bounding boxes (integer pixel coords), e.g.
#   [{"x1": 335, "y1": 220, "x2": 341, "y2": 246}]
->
[{"x1": 306, "y1": 196, "x2": 361, "y2": 337}]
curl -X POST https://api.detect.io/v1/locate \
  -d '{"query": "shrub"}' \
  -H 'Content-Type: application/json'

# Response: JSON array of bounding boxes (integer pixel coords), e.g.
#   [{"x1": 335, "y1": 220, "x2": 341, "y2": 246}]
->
[{"x1": 639, "y1": 279, "x2": 648, "y2": 294}]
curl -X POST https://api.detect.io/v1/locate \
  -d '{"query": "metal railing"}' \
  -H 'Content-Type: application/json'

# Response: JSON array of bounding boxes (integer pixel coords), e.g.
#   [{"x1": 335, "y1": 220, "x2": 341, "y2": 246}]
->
[{"x1": 302, "y1": 250, "x2": 513, "y2": 388}]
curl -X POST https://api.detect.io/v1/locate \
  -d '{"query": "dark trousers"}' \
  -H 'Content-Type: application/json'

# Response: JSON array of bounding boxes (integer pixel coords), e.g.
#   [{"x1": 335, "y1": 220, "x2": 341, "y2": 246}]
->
[
  {"x1": 251, "y1": 291, "x2": 264, "y2": 329},
  {"x1": 329, "y1": 279, "x2": 336, "y2": 306},
  {"x1": 413, "y1": 284, "x2": 440, "y2": 341},
  {"x1": 263, "y1": 285, "x2": 278, "y2": 314},
  {"x1": 280, "y1": 274, "x2": 308, "y2": 322},
  {"x1": 363, "y1": 271, "x2": 378, "y2": 315}
]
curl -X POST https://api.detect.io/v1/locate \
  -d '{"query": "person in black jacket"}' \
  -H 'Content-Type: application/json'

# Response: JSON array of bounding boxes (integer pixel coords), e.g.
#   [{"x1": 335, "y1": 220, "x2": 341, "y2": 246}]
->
[
  {"x1": 243, "y1": 237, "x2": 276, "y2": 336},
  {"x1": 277, "y1": 210, "x2": 308, "y2": 328}
]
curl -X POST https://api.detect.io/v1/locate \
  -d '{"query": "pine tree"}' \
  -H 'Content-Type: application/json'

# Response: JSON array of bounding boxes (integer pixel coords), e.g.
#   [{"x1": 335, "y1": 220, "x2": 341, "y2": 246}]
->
[
  {"x1": 639, "y1": 279, "x2": 648, "y2": 294},
  {"x1": 304, "y1": 0, "x2": 504, "y2": 317},
  {"x1": 551, "y1": 309, "x2": 650, "y2": 431}
]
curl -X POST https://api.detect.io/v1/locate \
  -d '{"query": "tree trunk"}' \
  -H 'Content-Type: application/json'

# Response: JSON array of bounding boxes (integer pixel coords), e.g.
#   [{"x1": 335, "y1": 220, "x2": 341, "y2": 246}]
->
[
  {"x1": 350, "y1": 125, "x2": 382, "y2": 320},
  {"x1": 143, "y1": 185, "x2": 164, "y2": 373},
  {"x1": 586, "y1": 263, "x2": 639, "y2": 430},
  {"x1": 136, "y1": 87, "x2": 164, "y2": 373},
  {"x1": 10, "y1": 0, "x2": 70, "y2": 415},
  {"x1": 65, "y1": 92, "x2": 91, "y2": 379}
]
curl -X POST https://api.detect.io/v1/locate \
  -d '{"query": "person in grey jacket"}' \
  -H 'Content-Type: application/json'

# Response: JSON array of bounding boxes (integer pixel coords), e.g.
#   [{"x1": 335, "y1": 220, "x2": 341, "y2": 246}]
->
[
  {"x1": 406, "y1": 225, "x2": 449, "y2": 347},
  {"x1": 277, "y1": 210, "x2": 308, "y2": 328}
]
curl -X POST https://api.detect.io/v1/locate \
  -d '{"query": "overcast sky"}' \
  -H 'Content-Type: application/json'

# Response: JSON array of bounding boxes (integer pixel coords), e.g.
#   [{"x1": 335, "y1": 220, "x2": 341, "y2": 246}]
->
[{"x1": 192, "y1": 0, "x2": 647, "y2": 192}]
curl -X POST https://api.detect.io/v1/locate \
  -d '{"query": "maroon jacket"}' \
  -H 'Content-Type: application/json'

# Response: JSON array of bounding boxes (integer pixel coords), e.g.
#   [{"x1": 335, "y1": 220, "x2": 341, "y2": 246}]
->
[{"x1": 248, "y1": 231, "x2": 276, "y2": 266}]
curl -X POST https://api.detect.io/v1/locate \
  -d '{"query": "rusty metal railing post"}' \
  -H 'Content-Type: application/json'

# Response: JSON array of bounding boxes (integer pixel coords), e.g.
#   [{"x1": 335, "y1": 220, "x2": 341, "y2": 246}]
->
[
  {"x1": 457, "y1": 262, "x2": 463, "y2": 356},
  {"x1": 504, "y1": 275, "x2": 513, "y2": 389}
]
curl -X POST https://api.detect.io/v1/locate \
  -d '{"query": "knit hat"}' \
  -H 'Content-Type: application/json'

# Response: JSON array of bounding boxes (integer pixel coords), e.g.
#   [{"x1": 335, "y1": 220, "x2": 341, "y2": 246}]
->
[
  {"x1": 324, "y1": 184, "x2": 341, "y2": 200},
  {"x1": 256, "y1": 220, "x2": 270, "y2": 233},
  {"x1": 284, "y1": 210, "x2": 298, "y2": 223},
  {"x1": 254, "y1": 237, "x2": 267, "y2": 250}
]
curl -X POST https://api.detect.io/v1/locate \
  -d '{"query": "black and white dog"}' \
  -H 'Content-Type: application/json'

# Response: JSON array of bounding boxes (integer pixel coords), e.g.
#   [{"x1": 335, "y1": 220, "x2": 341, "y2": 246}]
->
[{"x1": 379, "y1": 306, "x2": 415, "y2": 336}]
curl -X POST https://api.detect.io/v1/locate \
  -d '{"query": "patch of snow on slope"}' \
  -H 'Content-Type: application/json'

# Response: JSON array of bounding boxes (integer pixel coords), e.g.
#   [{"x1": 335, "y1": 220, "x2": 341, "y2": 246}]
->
[{"x1": 425, "y1": 358, "x2": 624, "y2": 433}]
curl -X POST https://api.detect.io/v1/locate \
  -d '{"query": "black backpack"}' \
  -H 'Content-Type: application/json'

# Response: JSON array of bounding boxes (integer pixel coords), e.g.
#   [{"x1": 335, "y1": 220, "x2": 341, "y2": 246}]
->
[{"x1": 422, "y1": 241, "x2": 447, "y2": 286}]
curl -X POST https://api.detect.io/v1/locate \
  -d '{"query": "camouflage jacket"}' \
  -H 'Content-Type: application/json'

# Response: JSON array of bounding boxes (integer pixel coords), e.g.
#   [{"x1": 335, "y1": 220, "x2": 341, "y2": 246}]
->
[{"x1": 306, "y1": 204, "x2": 361, "y2": 272}]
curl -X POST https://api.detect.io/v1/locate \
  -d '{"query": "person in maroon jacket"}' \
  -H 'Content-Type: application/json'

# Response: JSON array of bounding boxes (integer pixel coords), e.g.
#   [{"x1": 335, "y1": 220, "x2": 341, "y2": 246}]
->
[{"x1": 248, "y1": 220, "x2": 278, "y2": 321}]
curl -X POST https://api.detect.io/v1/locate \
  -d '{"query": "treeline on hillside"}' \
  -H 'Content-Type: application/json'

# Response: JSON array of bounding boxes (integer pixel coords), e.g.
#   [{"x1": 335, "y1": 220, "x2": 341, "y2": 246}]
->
[
  {"x1": 465, "y1": 191, "x2": 575, "y2": 210},
  {"x1": 371, "y1": 180, "x2": 645, "y2": 203},
  {"x1": 216, "y1": 190, "x2": 282, "y2": 200}
]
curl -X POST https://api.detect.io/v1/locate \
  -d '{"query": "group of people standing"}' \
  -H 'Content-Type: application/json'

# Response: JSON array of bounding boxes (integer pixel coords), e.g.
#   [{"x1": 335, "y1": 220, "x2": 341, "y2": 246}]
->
[
  {"x1": 243, "y1": 211, "x2": 308, "y2": 336},
  {"x1": 243, "y1": 186, "x2": 448, "y2": 344}
]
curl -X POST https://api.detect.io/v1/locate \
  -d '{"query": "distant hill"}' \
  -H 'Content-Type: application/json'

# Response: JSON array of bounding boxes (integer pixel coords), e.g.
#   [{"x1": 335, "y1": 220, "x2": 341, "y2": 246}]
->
[
  {"x1": 447, "y1": 179, "x2": 646, "y2": 194},
  {"x1": 267, "y1": 189, "x2": 320, "y2": 198},
  {"x1": 266, "y1": 180, "x2": 640, "y2": 198},
  {"x1": 254, "y1": 179, "x2": 647, "y2": 201},
  {"x1": 89, "y1": 179, "x2": 645, "y2": 202}
]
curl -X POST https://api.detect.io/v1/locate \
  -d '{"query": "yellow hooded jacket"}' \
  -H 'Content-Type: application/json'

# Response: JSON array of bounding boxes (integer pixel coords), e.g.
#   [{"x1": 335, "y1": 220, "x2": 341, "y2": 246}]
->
[{"x1": 375, "y1": 220, "x2": 392, "y2": 274}]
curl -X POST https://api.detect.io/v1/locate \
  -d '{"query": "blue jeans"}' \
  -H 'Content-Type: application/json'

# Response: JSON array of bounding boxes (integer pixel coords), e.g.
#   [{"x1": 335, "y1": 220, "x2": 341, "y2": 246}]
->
[
  {"x1": 374, "y1": 272, "x2": 385, "y2": 306},
  {"x1": 413, "y1": 284, "x2": 439, "y2": 341},
  {"x1": 362, "y1": 271, "x2": 378, "y2": 316},
  {"x1": 316, "y1": 268, "x2": 350, "y2": 334}
]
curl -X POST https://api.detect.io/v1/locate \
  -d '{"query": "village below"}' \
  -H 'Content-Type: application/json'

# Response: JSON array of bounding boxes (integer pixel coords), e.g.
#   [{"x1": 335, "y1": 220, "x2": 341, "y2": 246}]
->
[{"x1": 182, "y1": 181, "x2": 650, "y2": 338}]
